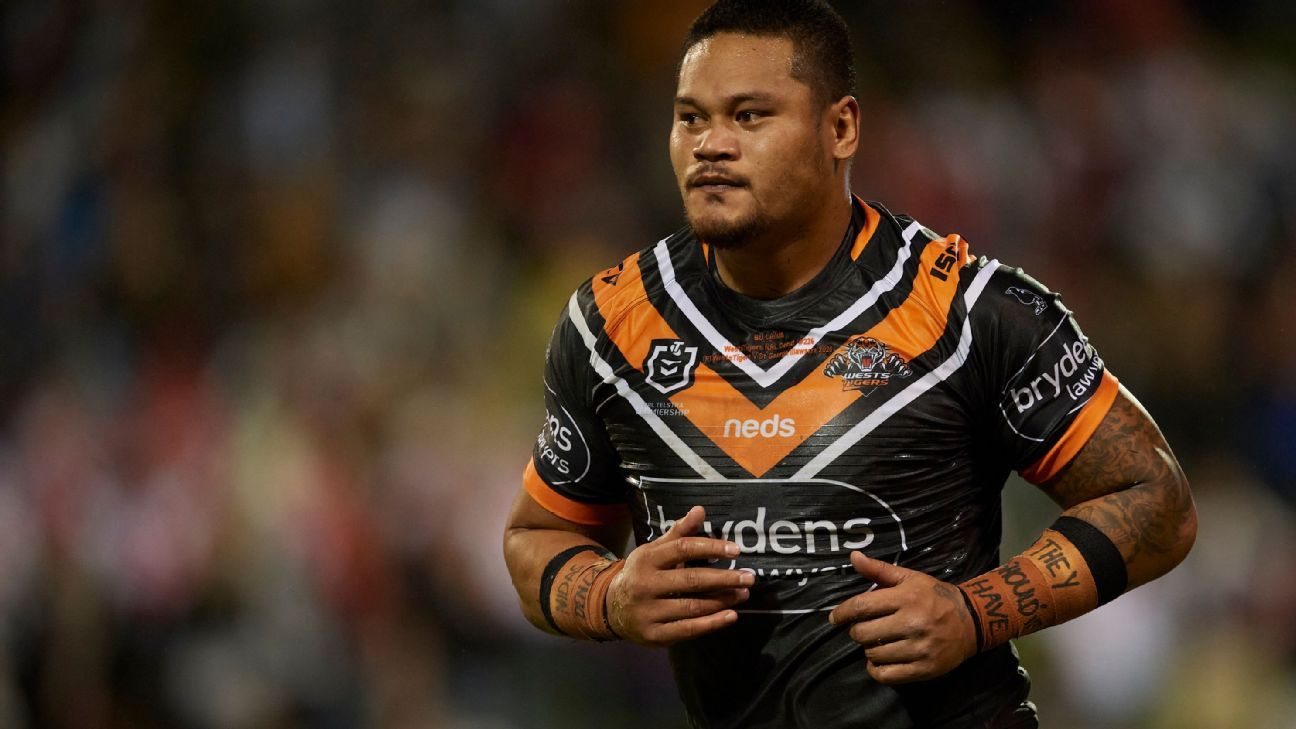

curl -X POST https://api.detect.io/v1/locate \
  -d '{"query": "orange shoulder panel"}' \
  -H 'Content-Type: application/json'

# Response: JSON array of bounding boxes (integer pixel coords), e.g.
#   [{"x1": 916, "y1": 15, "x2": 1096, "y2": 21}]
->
[
  {"x1": 591, "y1": 252, "x2": 647, "y2": 328},
  {"x1": 522, "y1": 458, "x2": 627, "y2": 526},
  {"x1": 1020, "y1": 371, "x2": 1120, "y2": 484}
]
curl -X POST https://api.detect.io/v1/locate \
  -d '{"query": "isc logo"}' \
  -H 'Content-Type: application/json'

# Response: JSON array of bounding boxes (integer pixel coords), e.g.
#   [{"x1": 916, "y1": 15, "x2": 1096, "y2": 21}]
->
[{"x1": 723, "y1": 414, "x2": 795, "y2": 438}]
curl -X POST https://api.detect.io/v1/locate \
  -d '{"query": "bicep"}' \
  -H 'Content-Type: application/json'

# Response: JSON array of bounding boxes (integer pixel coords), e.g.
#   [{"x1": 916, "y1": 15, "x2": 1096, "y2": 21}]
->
[
  {"x1": 505, "y1": 487, "x2": 631, "y2": 557},
  {"x1": 1035, "y1": 384, "x2": 1196, "y2": 588},
  {"x1": 1036, "y1": 384, "x2": 1183, "y2": 509}
]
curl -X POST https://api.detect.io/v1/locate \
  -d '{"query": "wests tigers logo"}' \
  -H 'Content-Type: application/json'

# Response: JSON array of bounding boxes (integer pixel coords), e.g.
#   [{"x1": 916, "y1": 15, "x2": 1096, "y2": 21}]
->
[{"x1": 823, "y1": 336, "x2": 912, "y2": 395}]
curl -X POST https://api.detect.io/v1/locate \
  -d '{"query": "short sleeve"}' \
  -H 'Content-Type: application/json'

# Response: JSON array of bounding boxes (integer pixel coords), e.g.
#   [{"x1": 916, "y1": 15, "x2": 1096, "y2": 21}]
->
[
  {"x1": 972, "y1": 265, "x2": 1119, "y2": 484},
  {"x1": 524, "y1": 300, "x2": 628, "y2": 525}
]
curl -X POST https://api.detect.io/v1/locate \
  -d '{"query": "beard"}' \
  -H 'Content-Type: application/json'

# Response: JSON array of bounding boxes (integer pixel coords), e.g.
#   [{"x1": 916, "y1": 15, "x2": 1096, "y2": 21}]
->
[{"x1": 685, "y1": 202, "x2": 774, "y2": 250}]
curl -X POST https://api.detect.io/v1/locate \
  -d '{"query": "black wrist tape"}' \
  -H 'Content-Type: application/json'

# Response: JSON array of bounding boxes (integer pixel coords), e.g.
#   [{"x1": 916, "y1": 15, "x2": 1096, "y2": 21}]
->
[
  {"x1": 539, "y1": 545, "x2": 616, "y2": 634},
  {"x1": 1050, "y1": 515, "x2": 1128, "y2": 606},
  {"x1": 958, "y1": 586, "x2": 985, "y2": 654}
]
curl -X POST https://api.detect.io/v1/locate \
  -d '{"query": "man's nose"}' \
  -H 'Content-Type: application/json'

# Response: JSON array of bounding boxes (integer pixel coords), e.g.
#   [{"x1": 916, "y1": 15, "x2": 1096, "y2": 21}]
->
[{"x1": 694, "y1": 124, "x2": 738, "y2": 162}]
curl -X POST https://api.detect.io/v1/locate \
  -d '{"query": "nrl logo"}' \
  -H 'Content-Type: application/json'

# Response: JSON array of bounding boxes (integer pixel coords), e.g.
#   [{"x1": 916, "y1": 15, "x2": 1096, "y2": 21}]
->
[
  {"x1": 823, "y1": 336, "x2": 912, "y2": 395},
  {"x1": 644, "y1": 339, "x2": 700, "y2": 394}
]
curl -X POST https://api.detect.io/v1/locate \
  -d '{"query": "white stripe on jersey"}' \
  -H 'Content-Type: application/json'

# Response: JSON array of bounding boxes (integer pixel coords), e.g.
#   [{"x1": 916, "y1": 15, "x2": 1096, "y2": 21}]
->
[
  {"x1": 793, "y1": 260, "x2": 1002, "y2": 480},
  {"x1": 654, "y1": 221, "x2": 925, "y2": 389},
  {"x1": 567, "y1": 292, "x2": 725, "y2": 481}
]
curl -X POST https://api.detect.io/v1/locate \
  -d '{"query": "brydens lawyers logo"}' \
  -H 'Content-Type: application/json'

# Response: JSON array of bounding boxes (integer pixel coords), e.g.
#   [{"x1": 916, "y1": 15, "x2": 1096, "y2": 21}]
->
[
  {"x1": 823, "y1": 336, "x2": 912, "y2": 394},
  {"x1": 637, "y1": 477, "x2": 909, "y2": 612},
  {"x1": 537, "y1": 385, "x2": 591, "y2": 485},
  {"x1": 644, "y1": 339, "x2": 700, "y2": 394}
]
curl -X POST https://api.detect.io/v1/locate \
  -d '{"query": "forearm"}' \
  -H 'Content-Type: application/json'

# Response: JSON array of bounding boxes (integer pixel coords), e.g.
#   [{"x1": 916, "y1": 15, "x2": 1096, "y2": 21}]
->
[
  {"x1": 505, "y1": 500, "x2": 752, "y2": 646},
  {"x1": 1057, "y1": 451, "x2": 1195, "y2": 590},
  {"x1": 503, "y1": 524, "x2": 619, "y2": 634},
  {"x1": 961, "y1": 387, "x2": 1195, "y2": 651},
  {"x1": 503, "y1": 487, "x2": 630, "y2": 635}
]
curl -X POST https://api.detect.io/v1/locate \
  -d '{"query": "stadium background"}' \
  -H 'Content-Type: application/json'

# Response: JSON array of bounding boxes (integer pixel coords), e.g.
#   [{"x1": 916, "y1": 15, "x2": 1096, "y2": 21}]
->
[{"x1": 3, "y1": 0, "x2": 1295, "y2": 727}]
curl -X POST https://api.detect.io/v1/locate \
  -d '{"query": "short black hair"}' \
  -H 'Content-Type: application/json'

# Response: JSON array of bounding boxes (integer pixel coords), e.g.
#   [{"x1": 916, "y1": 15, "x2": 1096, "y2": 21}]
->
[{"x1": 680, "y1": 0, "x2": 856, "y2": 107}]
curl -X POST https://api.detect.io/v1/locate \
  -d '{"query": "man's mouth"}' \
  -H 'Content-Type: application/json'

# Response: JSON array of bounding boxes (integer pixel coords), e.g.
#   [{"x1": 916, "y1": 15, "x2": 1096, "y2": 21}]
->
[{"x1": 690, "y1": 174, "x2": 745, "y2": 194}]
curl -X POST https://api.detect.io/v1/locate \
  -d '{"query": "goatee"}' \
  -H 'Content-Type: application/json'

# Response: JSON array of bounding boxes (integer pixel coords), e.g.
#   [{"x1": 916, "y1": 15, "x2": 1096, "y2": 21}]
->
[{"x1": 687, "y1": 208, "x2": 773, "y2": 250}]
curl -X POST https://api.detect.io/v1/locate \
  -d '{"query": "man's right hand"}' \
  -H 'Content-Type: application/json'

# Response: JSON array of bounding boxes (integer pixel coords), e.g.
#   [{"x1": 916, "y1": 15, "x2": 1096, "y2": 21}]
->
[{"x1": 607, "y1": 505, "x2": 754, "y2": 646}]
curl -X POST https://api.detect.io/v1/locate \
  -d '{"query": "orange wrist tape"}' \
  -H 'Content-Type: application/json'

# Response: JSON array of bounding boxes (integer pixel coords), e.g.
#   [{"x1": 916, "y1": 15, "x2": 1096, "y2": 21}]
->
[
  {"x1": 546, "y1": 550, "x2": 625, "y2": 641},
  {"x1": 958, "y1": 528, "x2": 1099, "y2": 652}
]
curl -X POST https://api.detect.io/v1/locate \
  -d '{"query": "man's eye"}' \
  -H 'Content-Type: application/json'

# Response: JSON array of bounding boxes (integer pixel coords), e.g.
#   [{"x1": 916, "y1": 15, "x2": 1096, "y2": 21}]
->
[
  {"x1": 679, "y1": 113, "x2": 703, "y2": 126},
  {"x1": 736, "y1": 110, "x2": 764, "y2": 123}
]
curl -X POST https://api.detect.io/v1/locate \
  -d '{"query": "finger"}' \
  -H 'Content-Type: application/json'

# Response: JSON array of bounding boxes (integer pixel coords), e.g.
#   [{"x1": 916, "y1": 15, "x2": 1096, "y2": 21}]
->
[
  {"x1": 658, "y1": 505, "x2": 706, "y2": 541},
  {"x1": 828, "y1": 588, "x2": 903, "y2": 626},
  {"x1": 643, "y1": 609, "x2": 739, "y2": 645},
  {"x1": 862, "y1": 639, "x2": 926, "y2": 666},
  {"x1": 867, "y1": 660, "x2": 928, "y2": 686},
  {"x1": 845, "y1": 613, "x2": 910, "y2": 647},
  {"x1": 649, "y1": 536, "x2": 740, "y2": 569},
  {"x1": 698, "y1": 587, "x2": 751, "y2": 602},
  {"x1": 849, "y1": 551, "x2": 913, "y2": 588},
  {"x1": 654, "y1": 566, "x2": 755, "y2": 596},
  {"x1": 649, "y1": 589, "x2": 751, "y2": 622}
]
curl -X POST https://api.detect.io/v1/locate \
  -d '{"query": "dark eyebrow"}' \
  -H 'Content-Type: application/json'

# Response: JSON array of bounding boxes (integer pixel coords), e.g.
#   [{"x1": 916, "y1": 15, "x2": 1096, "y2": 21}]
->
[{"x1": 674, "y1": 92, "x2": 777, "y2": 108}]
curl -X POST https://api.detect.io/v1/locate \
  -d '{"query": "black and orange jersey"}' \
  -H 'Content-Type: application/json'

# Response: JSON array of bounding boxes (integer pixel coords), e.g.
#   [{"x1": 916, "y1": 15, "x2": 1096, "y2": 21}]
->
[{"x1": 525, "y1": 198, "x2": 1118, "y2": 729}]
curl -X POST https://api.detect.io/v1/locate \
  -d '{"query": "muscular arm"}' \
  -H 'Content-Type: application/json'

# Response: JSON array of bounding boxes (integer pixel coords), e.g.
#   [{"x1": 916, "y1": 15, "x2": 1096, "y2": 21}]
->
[
  {"x1": 829, "y1": 384, "x2": 1195, "y2": 684},
  {"x1": 1038, "y1": 384, "x2": 1196, "y2": 589},
  {"x1": 504, "y1": 490, "x2": 752, "y2": 643}
]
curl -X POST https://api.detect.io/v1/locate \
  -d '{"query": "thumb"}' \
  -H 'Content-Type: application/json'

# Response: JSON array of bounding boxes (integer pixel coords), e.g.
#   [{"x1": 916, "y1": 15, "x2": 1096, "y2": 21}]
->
[
  {"x1": 850, "y1": 551, "x2": 910, "y2": 587},
  {"x1": 660, "y1": 505, "x2": 706, "y2": 541}
]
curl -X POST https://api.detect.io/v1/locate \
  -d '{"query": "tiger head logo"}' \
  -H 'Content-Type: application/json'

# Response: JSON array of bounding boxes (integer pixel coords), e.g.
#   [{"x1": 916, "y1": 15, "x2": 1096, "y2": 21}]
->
[{"x1": 823, "y1": 336, "x2": 912, "y2": 394}]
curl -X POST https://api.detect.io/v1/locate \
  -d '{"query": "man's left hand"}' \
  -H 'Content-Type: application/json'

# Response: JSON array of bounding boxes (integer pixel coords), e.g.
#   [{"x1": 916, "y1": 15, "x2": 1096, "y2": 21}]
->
[{"x1": 828, "y1": 552, "x2": 978, "y2": 685}]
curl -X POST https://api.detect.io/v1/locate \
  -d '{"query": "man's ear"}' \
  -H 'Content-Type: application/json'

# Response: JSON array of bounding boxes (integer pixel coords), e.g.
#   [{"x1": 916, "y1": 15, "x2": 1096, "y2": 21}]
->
[{"x1": 829, "y1": 95, "x2": 861, "y2": 162}]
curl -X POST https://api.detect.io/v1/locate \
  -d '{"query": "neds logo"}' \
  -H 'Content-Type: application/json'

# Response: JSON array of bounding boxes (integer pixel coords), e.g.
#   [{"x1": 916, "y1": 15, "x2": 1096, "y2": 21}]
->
[{"x1": 723, "y1": 414, "x2": 795, "y2": 438}]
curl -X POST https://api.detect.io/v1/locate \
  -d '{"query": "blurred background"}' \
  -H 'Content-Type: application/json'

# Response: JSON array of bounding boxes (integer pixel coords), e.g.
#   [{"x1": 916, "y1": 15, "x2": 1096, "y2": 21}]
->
[{"x1": 2, "y1": 0, "x2": 1295, "y2": 727}]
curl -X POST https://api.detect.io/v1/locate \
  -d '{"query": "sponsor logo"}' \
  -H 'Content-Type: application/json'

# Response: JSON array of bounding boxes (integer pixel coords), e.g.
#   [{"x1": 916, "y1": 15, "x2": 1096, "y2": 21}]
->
[
  {"x1": 722, "y1": 414, "x2": 795, "y2": 439},
  {"x1": 644, "y1": 339, "x2": 700, "y2": 394},
  {"x1": 536, "y1": 386, "x2": 591, "y2": 484},
  {"x1": 1006, "y1": 286, "x2": 1047, "y2": 315},
  {"x1": 1008, "y1": 338, "x2": 1102, "y2": 413},
  {"x1": 637, "y1": 477, "x2": 908, "y2": 611},
  {"x1": 928, "y1": 241, "x2": 960, "y2": 281},
  {"x1": 651, "y1": 505, "x2": 877, "y2": 557},
  {"x1": 823, "y1": 336, "x2": 913, "y2": 394}
]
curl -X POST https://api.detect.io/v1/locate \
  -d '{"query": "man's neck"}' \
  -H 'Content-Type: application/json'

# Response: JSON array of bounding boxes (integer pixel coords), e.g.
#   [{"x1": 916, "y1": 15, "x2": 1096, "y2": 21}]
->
[{"x1": 713, "y1": 194, "x2": 854, "y2": 300}]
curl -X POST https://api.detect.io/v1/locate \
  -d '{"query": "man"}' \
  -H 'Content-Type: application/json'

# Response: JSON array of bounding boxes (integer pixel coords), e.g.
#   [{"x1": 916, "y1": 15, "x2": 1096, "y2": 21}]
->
[{"x1": 503, "y1": 1, "x2": 1196, "y2": 726}]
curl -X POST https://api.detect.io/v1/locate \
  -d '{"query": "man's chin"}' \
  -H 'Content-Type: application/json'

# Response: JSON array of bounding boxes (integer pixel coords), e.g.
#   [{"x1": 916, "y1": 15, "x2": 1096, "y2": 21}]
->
[
  {"x1": 690, "y1": 220, "x2": 766, "y2": 250},
  {"x1": 686, "y1": 208, "x2": 769, "y2": 251}
]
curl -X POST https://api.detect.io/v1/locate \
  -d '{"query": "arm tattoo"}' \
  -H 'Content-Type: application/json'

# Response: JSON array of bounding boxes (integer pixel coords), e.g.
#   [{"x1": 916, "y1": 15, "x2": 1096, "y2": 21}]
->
[{"x1": 1038, "y1": 388, "x2": 1194, "y2": 587}]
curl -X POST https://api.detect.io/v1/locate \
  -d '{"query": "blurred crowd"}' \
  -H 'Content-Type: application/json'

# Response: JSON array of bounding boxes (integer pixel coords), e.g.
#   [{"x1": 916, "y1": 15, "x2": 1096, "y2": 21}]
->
[{"x1": 2, "y1": 1, "x2": 1294, "y2": 727}]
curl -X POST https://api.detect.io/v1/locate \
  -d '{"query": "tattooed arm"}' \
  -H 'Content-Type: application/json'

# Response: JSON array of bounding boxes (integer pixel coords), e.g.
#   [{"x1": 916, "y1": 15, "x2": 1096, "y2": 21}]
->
[
  {"x1": 1038, "y1": 384, "x2": 1196, "y2": 590},
  {"x1": 504, "y1": 489, "x2": 630, "y2": 635},
  {"x1": 829, "y1": 385, "x2": 1195, "y2": 684},
  {"x1": 946, "y1": 384, "x2": 1196, "y2": 670},
  {"x1": 504, "y1": 492, "x2": 752, "y2": 644}
]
